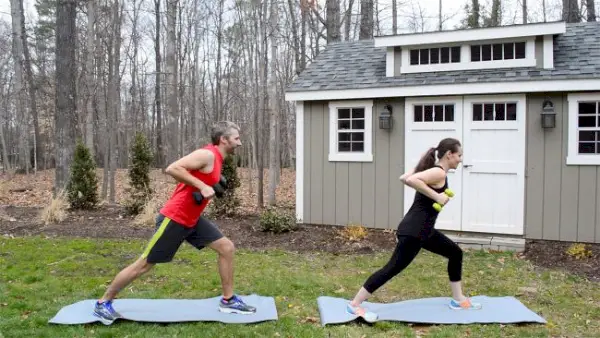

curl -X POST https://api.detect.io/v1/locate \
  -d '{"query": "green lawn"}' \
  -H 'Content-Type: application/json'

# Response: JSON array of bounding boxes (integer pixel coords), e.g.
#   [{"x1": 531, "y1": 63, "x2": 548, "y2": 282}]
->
[{"x1": 1, "y1": 236, "x2": 599, "y2": 337}]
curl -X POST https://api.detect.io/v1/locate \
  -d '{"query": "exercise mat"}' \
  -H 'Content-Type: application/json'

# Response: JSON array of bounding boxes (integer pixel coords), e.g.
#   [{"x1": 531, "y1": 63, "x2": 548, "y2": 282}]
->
[
  {"x1": 49, "y1": 294, "x2": 278, "y2": 325},
  {"x1": 316, "y1": 295, "x2": 546, "y2": 326}
]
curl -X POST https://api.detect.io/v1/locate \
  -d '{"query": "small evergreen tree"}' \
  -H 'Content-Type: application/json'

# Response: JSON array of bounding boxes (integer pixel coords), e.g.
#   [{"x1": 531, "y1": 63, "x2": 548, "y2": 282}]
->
[
  {"x1": 67, "y1": 140, "x2": 99, "y2": 209},
  {"x1": 125, "y1": 132, "x2": 154, "y2": 215},
  {"x1": 210, "y1": 154, "x2": 241, "y2": 217}
]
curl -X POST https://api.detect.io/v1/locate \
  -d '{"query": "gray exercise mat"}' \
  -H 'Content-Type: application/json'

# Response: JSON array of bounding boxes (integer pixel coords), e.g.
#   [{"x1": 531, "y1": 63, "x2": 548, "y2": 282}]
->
[
  {"x1": 317, "y1": 295, "x2": 546, "y2": 326},
  {"x1": 49, "y1": 294, "x2": 278, "y2": 325}
]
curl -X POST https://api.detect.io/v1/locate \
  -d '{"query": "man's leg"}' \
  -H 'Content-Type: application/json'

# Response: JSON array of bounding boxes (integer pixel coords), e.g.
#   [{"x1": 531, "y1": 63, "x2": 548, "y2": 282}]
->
[
  {"x1": 93, "y1": 214, "x2": 190, "y2": 323},
  {"x1": 186, "y1": 216, "x2": 256, "y2": 314}
]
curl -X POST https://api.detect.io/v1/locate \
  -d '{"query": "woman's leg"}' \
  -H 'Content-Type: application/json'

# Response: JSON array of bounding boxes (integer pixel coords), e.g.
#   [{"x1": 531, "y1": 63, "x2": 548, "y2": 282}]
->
[
  {"x1": 348, "y1": 235, "x2": 422, "y2": 320},
  {"x1": 422, "y1": 230, "x2": 481, "y2": 309}
]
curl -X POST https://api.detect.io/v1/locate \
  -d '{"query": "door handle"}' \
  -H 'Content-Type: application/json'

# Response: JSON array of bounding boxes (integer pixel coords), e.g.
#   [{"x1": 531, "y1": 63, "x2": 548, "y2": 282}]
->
[{"x1": 463, "y1": 164, "x2": 472, "y2": 168}]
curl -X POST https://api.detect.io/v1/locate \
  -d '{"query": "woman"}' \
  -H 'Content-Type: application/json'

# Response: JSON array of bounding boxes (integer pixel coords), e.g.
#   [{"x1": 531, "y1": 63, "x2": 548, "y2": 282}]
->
[{"x1": 346, "y1": 137, "x2": 481, "y2": 323}]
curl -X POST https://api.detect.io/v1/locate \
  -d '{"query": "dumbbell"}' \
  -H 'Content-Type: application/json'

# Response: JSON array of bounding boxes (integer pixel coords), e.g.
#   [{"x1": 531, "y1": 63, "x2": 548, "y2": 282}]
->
[
  {"x1": 433, "y1": 188, "x2": 454, "y2": 212},
  {"x1": 192, "y1": 176, "x2": 228, "y2": 205}
]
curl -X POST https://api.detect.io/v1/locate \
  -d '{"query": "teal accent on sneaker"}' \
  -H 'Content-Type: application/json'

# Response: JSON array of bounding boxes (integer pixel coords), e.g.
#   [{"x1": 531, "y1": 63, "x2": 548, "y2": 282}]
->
[
  {"x1": 449, "y1": 298, "x2": 482, "y2": 310},
  {"x1": 346, "y1": 303, "x2": 378, "y2": 323}
]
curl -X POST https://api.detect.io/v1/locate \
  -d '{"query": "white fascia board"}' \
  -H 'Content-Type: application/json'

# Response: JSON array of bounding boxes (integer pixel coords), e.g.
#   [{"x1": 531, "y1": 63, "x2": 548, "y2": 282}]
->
[
  {"x1": 284, "y1": 78, "x2": 600, "y2": 102},
  {"x1": 373, "y1": 21, "x2": 566, "y2": 48}
]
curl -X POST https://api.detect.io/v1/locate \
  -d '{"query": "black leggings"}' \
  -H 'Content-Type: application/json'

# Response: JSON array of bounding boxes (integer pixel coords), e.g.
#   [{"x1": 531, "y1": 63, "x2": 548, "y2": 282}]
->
[{"x1": 363, "y1": 230, "x2": 463, "y2": 294}]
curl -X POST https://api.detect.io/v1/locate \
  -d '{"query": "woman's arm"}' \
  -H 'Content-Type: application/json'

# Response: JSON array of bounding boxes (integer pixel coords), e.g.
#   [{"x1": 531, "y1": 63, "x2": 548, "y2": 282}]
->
[{"x1": 402, "y1": 167, "x2": 447, "y2": 204}]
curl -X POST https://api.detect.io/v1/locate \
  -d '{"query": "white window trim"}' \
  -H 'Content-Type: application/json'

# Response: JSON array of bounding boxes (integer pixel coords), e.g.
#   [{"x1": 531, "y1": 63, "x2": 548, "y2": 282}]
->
[
  {"x1": 400, "y1": 38, "x2": 535, "y2": 74},
  {"x1": 567, "y1": 92, "x2": 600, "y2": 166},
  {"x1": 328, "y1": 100, "x2": 373, "y2": 162}
]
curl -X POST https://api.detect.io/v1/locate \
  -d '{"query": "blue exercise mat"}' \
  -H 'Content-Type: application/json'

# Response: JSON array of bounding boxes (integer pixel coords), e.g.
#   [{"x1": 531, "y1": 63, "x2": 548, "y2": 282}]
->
[
  {"x1": 317, "y1": 295, "x2": 546, "y2": 326},
  {"x1": 48, "y1": 294, "x2": 278, "y2": 325}
]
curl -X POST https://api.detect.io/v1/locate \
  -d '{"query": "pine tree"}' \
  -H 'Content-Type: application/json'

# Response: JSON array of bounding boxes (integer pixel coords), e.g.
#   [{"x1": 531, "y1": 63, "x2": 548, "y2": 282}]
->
[
  {"x1": 210, "y1": 154, "x2": 240, "y2": 216},
  {"x1": 66, "y1": 140, "x2": 98, "y2": 209},
  {"x1": 125, "y1": 132, "x2": 154, "y2": 215}
]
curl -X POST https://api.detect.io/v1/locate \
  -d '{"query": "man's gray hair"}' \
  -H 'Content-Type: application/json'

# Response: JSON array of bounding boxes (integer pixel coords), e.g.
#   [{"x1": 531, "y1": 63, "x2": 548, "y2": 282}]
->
[{"x1": 210, "y1": 121, "x2": 240, "y2": 145}]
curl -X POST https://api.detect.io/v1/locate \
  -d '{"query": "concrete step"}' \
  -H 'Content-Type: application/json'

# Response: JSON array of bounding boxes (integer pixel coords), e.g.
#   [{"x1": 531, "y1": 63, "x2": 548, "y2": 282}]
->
[{"x1": 445, "y1": 233, "x2": 525, "y2": 252}]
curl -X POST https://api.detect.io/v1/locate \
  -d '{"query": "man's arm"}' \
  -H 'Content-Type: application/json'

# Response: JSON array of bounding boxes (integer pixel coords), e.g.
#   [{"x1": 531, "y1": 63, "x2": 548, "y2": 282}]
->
[{"x1": 165, "y1": 149, "x2": 214, "y2": 190}]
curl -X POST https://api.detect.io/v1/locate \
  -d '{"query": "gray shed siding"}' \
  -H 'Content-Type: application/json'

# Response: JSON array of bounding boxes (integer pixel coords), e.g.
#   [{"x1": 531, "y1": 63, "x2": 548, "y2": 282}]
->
[
  {"x1": 302, "y1": 94, "x2": 600, "y2": 243},
  {"x1": 303, "y1": 99, "x2": 405, "y2": 229},
  {"x1": 525, "y1": 94, "x2": 600, "y2": 244}
]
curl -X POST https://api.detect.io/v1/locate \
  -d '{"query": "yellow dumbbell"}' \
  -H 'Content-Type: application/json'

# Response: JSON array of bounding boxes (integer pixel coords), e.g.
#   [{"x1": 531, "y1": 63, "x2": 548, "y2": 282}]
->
[{"x1": 433, "y1": 189, "x2": 455, "y2": 212}]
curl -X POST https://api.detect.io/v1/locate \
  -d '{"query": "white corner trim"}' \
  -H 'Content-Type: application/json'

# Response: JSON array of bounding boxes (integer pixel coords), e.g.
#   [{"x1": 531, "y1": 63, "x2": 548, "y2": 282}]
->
[
  {"x1": 386, "y1": 47, "x2": 394, "y2": 77},
  {"x1": 284, "y1": 79, "x2": 600, "y2": 102},
  {"x1": 566, "y1": 92, "x2": 600, "y2": 166},
  {"x1": 373, "y1": 21, "x2": 566, "y2": 47},
  {"x1": 328, "y1": 100, "x2": 374, "y2": 163},
  {"x1": 543, "y1": 35, "x2": 554, "y2": 69},
  {"x1": 295, "y1": 101, "x2": 304, "y2": 223}
]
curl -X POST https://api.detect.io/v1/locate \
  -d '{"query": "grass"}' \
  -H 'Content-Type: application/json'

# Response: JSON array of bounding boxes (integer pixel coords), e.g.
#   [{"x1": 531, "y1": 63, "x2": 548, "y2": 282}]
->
[{"x1": 1, "y1": 236, "x2": 599, "y2": 337}]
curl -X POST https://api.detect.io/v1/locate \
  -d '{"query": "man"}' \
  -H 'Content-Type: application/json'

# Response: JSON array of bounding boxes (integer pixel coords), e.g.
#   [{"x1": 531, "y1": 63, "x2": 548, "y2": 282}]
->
[{"x1": 93, "y1": 121, "x2": 256, "y2": 324}]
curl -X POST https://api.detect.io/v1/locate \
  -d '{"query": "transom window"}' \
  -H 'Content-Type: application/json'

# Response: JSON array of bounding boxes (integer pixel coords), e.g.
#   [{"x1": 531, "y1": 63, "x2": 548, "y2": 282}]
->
[
  {"x1": 410, "y1": 46, "x2": 460, "y2": 65},
  {"x1": 472, "y1": 102, "x2": 517, "y2": 121},
  {"x1": 337, "y1": 107, "x2": 365, "y2": 152},
  {"x1": 413, "y1": 104, "x2": 455, "y2": 122},
  {"x1": 470, "y1": 42, "x2": 526, "y2": 62},
  {"x1": 577, "y1": 101, "x2": 600, "y2": 154}
]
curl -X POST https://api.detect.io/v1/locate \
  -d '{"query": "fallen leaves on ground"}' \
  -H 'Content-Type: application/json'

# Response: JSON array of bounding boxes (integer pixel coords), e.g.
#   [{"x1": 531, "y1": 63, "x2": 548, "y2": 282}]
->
[{"x1": 0, "y1": 168, "x2": 296, "y2": 215}]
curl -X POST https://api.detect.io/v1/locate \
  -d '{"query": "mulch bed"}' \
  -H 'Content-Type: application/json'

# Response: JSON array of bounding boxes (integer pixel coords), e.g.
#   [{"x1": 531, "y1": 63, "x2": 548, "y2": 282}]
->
[{"x1": 1, "y1": 205, "x2": 599, "y2": 281}]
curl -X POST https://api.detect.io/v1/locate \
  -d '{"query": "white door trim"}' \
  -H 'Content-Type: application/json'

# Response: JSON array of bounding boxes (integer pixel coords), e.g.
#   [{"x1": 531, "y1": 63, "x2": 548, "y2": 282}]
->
[
  {"x1": 462, "y1": 93, "x2": 527, "y2": 235},
  {"x1": 404, "y1": 96, "x2": 464, "y2": 231}
]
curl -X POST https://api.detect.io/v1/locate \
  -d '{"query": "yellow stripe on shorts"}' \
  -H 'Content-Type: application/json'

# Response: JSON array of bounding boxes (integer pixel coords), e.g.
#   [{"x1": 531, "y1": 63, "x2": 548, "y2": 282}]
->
[{"x1": 141, "y1": 216, "x2": 171, "y2": 259}]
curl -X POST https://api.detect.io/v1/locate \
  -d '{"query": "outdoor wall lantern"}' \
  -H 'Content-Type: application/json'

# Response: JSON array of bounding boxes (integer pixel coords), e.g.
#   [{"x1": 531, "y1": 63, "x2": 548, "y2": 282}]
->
[
  {"x1": 541, "y1": 99, "x2": 556, "y2": 129},
  {"x1": 379, "y1": 104, "x2": 393, "y2": 130}
]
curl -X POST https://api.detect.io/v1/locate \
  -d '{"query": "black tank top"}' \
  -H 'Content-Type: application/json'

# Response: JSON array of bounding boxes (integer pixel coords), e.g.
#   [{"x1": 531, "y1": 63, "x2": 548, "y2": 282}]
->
[{"x1": 396, "y1": 165, "x2": 448, "y2": 240}]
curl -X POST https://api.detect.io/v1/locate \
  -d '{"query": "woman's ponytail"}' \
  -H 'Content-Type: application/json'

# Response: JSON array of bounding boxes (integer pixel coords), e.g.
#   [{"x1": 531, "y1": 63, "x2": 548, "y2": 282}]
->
[{"x1": 414, "y1": 147, "x2": 437, "y2": 173}]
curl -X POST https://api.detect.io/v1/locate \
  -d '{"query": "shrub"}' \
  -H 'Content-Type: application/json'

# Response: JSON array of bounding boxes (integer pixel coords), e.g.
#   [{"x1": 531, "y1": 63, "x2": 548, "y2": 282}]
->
[
  {"x1": 124, "y1": 132, "x2": 154, "y2": 215},
  {"x1": 40, "y1": 190, "x2": 69, "y2": 225},
  {"x1": 66, "y1": 140, "x2": 98, "y2": 210},
  {"x1": 210, "y1": 154, "x2": 241, "y2": 217},
  {"x1": 565, "y1": 243, "x2": 593, "y2": 260},
  {"x1": 338, "y1": 223, "x2": 368, "y2": 242},
  {"x1": 259, "y1": 207, "x2": 297, "y2": 233}
]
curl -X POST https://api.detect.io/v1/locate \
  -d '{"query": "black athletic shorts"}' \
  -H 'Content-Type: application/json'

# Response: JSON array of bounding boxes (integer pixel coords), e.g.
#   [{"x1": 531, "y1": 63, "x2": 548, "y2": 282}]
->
[{"x1": 140, "y1": 213, "x2": 224, "y2": 264}]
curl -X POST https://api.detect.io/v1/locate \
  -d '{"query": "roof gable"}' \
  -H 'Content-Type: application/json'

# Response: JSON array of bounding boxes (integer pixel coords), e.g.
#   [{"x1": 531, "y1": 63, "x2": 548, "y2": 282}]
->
[{"x1": 286, "y1": 22, "x2": 600, "y2": 93}]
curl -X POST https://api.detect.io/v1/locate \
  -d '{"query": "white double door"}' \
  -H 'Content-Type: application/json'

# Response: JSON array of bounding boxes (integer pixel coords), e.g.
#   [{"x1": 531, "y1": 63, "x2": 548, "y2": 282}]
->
[{"x1": 403, "y1": 94, "x2": 526, "y2": 235}]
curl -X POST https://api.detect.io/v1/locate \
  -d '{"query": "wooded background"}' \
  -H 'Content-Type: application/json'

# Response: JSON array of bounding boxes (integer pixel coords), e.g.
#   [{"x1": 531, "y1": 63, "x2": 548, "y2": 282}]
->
[{"x1": 0, "y1": 0, "x2": 596, "y2": 207}]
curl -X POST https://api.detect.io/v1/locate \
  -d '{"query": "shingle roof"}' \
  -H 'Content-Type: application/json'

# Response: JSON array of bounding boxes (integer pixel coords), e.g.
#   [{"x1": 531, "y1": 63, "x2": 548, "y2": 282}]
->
[{"x1": 286, "y1": 22, "x2": 600, "y2": 92}]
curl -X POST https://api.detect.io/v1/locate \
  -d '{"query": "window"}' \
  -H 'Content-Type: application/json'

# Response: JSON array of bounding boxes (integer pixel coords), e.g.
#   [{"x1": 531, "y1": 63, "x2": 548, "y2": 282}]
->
[
  {"x1": 414, "y1": 104, "x2": 455, "y2": 122},
  {"x1": 472, "y1": 102, "x2": 517, "y2": 121},
  {"x1": 567, "y1": 93, "x2": 600, "y2": 165},
  {"x1": 328, "y1": 100, "x2": 373, "y2": 162},
  {"x1": 410, "y1": 46, "x2": 460, "y2": 65},
  {"x1": 470, "y1": 42, "x2": 526, "y2": 62}
]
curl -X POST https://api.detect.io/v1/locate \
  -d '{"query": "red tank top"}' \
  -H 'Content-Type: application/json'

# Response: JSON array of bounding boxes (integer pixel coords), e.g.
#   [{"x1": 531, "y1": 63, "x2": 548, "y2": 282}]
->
[{"x1": 160, "y1": 144, "x2": 224, "y2": 227}]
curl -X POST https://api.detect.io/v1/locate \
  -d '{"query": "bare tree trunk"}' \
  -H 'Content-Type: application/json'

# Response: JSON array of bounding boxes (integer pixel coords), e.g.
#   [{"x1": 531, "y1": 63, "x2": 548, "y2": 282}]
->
[
  {"x1": 54, "y1": 0, "x2": 77, "y2": 194},
  {"x1": 85, "y1": 0, "x2": 96, "y2": 156},
  {"x1": 522, "y1": 0, "x2": 527, "y2": 23},
  {"x1": 587, "y1": 0, "x2": 596, "y2": 21},
  {"x1": 19, "y1": 0, "x2": 40, "y2": 172},
  {"x1": 326, "y1": 0, "x2": 341, "y2": 42},
  {"x1": 359, "y1": 0, "x2": 373, "y2": 40},
  {"x1": 166, "y1": 0, "x2": 178, "y2": 164},
  {"x1": 438, "y1": 0, "x2": 442, "y2": 30},
  {"x1": 10, "y1": 0, "x2": 28, "y2": 174},
  {"x1": 155, "y1": 0, "x2": 164, "y2": 168},
  {"x1": 563, "y1": 0, "x2": 580, "y2": 22},
  {"x1": 267, "y1": 0, "x2": 279, "y2": 205}
]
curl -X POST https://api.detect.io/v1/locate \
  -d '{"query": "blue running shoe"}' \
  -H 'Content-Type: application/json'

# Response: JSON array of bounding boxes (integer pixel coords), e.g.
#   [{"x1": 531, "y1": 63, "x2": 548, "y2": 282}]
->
[
  {"x1": 93, "y1": 300, "x2": 121, "y2": 324},
  {"x1": 346, "y1": 303, "x2": 378, "y2": 323},
  {"x1": 218, "y1": 295, "x2": 257, "y2": 314},
  {"x1": 448, "y1": 297, "x2": 482, "y2": 310}
]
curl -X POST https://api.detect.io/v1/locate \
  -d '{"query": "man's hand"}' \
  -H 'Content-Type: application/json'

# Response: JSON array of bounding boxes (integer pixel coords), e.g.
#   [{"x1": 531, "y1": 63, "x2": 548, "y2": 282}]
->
[{"x1": 200, "y1": 186, "x2": 216, "y2": 200}]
